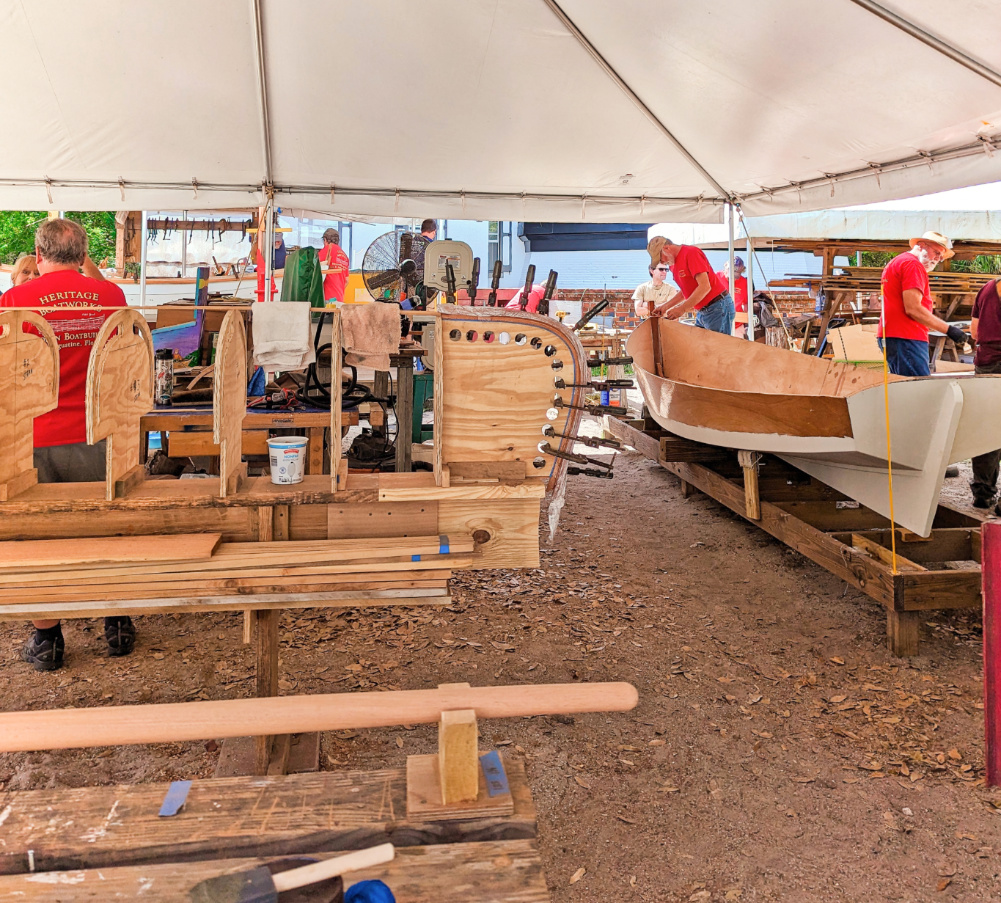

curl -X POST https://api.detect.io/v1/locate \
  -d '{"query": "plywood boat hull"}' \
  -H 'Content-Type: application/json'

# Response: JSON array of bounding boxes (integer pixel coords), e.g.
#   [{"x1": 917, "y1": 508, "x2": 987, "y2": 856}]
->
[{"x1": 629, "y1": 319, "x2": 1001, "y2": 536}]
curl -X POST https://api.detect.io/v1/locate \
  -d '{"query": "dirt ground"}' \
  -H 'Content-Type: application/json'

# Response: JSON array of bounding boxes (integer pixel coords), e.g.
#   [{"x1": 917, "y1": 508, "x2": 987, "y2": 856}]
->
[{"x1": 1, "y1": 434, "x2": 1000, "y2": 902}]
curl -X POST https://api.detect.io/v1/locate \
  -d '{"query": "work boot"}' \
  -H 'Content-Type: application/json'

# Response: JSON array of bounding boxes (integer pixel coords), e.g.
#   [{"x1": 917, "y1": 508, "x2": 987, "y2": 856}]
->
[
  {"x1": 104, "y1": 616, "x2": 136, "y2": 657},
  {"x1": 22, "y1": 625, "x2": 65, "y2": 672},
  {"x1": 973, "y1": 495, "x2": 996, "y2": 509}
]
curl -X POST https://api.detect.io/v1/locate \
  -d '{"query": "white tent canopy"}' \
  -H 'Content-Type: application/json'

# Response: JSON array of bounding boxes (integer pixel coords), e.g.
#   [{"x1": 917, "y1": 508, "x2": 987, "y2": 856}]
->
[{"x1": 3, "y1": 0, "x2": 1001, "y2": 222}]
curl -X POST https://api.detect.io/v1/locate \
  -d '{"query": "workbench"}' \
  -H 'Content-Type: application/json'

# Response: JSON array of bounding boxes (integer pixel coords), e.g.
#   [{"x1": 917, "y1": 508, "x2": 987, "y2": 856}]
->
[
  {"x1": 141, "y1": 404, "x2": 360, "y2": 476},
  {"x1": 0, "y1": 760, "x2": 550, "y2": 901}
]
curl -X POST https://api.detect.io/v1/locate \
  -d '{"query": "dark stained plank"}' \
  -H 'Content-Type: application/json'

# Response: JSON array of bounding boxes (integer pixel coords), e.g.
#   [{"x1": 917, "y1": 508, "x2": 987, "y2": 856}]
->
[
  {"x1": 0, "y1": 839, "x2": 549, "y2": 902},
  {"x1": 0, "y1": 761, "x2": 536, "y2": 875}
]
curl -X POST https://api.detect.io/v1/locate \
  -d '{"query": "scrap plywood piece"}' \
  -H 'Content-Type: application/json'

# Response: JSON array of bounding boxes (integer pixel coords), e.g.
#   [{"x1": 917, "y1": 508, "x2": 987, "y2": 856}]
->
[
  {"x1": 85, "y1": 309, "x2": 154, "y2": 501},
  {"x1": 213, "y1": 309, "x2": 248, "y2": 497},
  {"x1": 435, "y1": 307, "x2": 587, "y2": 494},
  {"x1": 329, "y1": 309, "x2": 345, "y2": 491},
  {"x1": 0, "y1": 311, "x2": 59, "y2": 501},
  {"x1": 406, "y1": 752, "x2": 514, "y2": 821},
  {"x1": 0, "y1": 533, "x2": 220, "y2": 571}
]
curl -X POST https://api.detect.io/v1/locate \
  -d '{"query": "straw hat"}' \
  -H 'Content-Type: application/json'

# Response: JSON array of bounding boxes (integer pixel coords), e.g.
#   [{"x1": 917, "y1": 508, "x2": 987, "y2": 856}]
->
[
  {"x1": 909, "y1": 231, "x2": 955, "y2": 259},
  {"x1": 647, "y1": 235, "x2": 668, "y2": 265}
]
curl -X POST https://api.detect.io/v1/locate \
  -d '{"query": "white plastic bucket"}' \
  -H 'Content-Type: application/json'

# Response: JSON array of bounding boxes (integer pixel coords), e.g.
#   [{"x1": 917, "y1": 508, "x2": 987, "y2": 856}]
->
[{"x1": 267, "y1": 436, "x2": 309, "y2": 485}]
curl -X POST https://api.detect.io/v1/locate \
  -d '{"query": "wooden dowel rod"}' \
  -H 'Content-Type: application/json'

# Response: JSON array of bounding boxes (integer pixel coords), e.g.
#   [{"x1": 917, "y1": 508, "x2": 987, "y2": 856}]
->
[{"x1": 0, "y1": 682, "x2": 638, "y2": 753}]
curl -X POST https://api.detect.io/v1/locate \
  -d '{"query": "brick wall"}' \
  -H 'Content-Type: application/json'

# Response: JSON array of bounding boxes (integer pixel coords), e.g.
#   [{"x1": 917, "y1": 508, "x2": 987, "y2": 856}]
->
[{"x1": 553, "y1": 289, "x2": 641, "y2": 329}]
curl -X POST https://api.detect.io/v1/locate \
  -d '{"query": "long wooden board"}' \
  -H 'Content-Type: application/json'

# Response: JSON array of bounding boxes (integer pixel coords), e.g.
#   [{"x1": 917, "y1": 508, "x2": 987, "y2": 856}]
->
[
  {"x1": 0, "y1": 763, "x2": 536, "y2": 875},
  {"x1": 0, "y1": 840, "x2": 549, "y2": 903},
  {"x1": 0, "y1": 533, "x2": 221, "y2": 570}
]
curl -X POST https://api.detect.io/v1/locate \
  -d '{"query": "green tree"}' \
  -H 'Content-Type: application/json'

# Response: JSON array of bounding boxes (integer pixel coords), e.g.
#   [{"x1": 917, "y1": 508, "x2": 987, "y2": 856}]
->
[{"x1": 0, "y1": 210, "x2": 118, "y2": 266}]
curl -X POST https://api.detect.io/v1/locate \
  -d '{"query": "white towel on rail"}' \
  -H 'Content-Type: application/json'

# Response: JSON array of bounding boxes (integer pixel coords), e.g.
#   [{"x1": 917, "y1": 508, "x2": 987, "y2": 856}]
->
[{"x1": 251, "y1": 302, "x2": 315, "y2": 371}]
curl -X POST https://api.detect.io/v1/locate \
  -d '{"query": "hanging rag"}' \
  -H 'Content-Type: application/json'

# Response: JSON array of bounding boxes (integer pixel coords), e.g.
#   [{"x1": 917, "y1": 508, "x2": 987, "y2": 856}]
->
[
  {"x1": 280, "y1": 246, "x2": 325, "y2": 308},
  {"x1": 341, "y1": 302, "x2": 401, "y2": 371},
  {"x1": 251, "y1": 301, "x2": 316, "y2": 371}
]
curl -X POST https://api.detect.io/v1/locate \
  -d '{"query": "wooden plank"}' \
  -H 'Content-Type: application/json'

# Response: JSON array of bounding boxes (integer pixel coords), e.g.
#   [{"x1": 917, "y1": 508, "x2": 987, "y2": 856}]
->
[
  {"x1": 0, "y1": 533, "x2": 221, "y2": 570},
  {"x1": 438, "y1": 499, "x2": 541, "y2": 570},
  {"x1": 832, "y1": 528, "x2": 974, "y2": 564},
  {"x1": 213, "y1": 310, "x2": 248, "y2": 498},
  {"x1": 407, "y1": 752, "x2": 515, "y2": 820},
  {"x1": 0, "y1": 682, "x2": 637, "y2": 753},
  {"x1": 168, "y1": 430, "x2": 269, "y2": 457},
  {"x1": 448, "y1": 461, "x2": 529, "y2": 483},
  {"x1": 0, "y1": 508, "x2": 257, "y2": 543},
  {"x1": 327, "y1": 501, "x2": 439, "y2": 540},
  {"x1": 772, "y1": 501, "x2": 892, "y2": 531},
  {"x1": 84, "y1": 309, "x2": 154, "y2": 501},
  {"x1": 0, "y1": 764, "x2": 537, "y2": 875},
  {"x1": 660, "y1": 433, "x2": 731, "y2": 463},
  {"x1": 254, "y1": 607, "x2": 280, "y2": 774},
  {"x1": 0, "y1": 311, "x2": 59, "y2": 500},
  {"x1": 851, "y1": 533, "x2": 925, "y2": 572},
  {"x1": 897, "y1": 570, "x2": 982, "y2": 611},
  {"x1": 738, "y1": 450, "x2": 761, "y2": 521},
  {"x1": 438, "y1": 706, "x2": 478, "y2": 803},
  {"x1": 330, "y1": 310, "x2": 343, "y2": 490},
  {"x1": 887, "y1": 610, "x2": 921, "y2": 657},
  {"x1": 0, "y1": 840, "x2": 549, "y2": 903}
]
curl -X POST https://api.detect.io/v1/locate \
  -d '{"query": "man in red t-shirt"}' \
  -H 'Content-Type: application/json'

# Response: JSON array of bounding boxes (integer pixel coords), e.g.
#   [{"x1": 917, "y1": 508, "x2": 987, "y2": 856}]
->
[
  {"x1": 318, "y1": 228, "x2": 350, "y2": 304},
  {"x1": 0, "y1": 218, "x2": 132, "y2": 671},
  {"x1": 648, "y1": 236, "x2": 734, "y2": 334},
  {"x1": 877, "y1": 231, "x2": 968, "y2": 377}
]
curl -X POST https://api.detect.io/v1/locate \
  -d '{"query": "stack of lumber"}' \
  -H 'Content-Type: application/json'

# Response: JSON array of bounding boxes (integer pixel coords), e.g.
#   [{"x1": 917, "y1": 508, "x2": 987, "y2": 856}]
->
[
  {"x1": 0, "y1": 533, "x2": 474, "y2": 619},
  {"x1": 771, "y1": 267, "x2": 994, "y2": 298}
]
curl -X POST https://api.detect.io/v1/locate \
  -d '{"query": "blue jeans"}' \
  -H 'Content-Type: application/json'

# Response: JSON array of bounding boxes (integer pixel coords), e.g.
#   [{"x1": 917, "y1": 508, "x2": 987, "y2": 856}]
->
[
  {"x1": 695, "y1": 292, "x2": 735, "y2": 335},
  {"x1": 878, "y1": 337, "x2": 930, "y2": 377}
]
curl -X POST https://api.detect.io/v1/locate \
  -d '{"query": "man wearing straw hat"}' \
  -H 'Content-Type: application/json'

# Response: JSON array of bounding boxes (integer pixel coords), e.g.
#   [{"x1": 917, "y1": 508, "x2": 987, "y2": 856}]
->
[{"x1": 877, "y1": 231, "x2": 969, "y2": 377}]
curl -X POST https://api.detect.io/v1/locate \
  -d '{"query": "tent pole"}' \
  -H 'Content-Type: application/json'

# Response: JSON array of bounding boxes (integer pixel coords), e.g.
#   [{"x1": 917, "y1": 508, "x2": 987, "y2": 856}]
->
[
  {"x1": 263, "y1": 194, "x2": 274, "y2": 302},
  {"x1": 727, "y1": 203, "x2": 736, "y2": 336},
  {"x1": 139, "y1": 211, "x2": 148, "y2": 311},
  {"x1": 746, "y1": 234, "x2": 754, "y2": 342}
]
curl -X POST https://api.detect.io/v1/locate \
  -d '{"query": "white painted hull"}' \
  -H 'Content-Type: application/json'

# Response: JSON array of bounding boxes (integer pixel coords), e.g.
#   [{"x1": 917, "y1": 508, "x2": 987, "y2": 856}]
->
[{"x1": 628, "y1": 319, "x2": 1001, "y2": 536}]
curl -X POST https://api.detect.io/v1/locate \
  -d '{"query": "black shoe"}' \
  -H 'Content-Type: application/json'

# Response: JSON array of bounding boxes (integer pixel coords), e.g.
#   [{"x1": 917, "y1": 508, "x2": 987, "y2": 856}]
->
[
  {"x1": 973, "y1": 496, "x2": 996, "y2": 509},
  {"x1": 21, "y1": 627, "x2": 65, "y2": 672},
  {"x1": 104, "y1": 616, "x2": 136, "y2": 657}
]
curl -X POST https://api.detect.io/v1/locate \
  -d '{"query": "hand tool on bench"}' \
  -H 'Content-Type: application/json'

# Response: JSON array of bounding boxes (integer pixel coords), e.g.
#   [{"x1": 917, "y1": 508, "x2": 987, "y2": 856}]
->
[
  {"x1": 520, "y1": 264, "x2": 536, "y2": 309},
  {"x1": 189, "y1": 843, "x2": 394, "y2": 903},
  {"x1": 572, "y1": 298, "x2": 610, "y2": 331},
  {"x1": 467, "y1": 257, "x2": 480, "y2": 305},
  {"x1": 487, "y1": 258, "x2": 502, "y2": 306},
  {"x1": 537, "y1": 269, "x2": 557, "y2": 316}
]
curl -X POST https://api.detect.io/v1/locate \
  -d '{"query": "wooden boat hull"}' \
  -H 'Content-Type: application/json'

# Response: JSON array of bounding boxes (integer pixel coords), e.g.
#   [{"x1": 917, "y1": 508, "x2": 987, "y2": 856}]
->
[{"x1": 629, "y1": 319, "x2": 1001, "y2": 536}]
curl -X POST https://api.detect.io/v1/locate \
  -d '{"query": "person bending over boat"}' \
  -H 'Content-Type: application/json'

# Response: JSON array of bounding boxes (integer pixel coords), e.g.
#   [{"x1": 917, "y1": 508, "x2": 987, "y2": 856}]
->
[
  {"x1": 969, "y1": 275, "x2": 1001, "y2": 510},
  {"x1": 0, "y1": 218, "x2": 134, "y2": 671},
  {"x1": 877, "y1": 231, "x2": 969, "y2": 377},
  {"x1": 632, "y1": 261, "x2": 678, "y2": 319},
  {"x1": 647, "y1": 236, "x2": 734, "y2": 334}
]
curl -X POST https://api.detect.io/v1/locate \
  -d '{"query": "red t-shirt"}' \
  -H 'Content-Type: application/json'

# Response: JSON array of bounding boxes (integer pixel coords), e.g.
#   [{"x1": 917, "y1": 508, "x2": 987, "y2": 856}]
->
[
  {"x1": 318, "y1": 243, "x2": 350, "y2": 303},
  {"x1": 973, "y1": 279, "x2": 1001, "y2": 367},
  {"x1": 505, "y1": 284, "x2": 546, "y2": 314},
  {"x1": 717, "y1": 271, "x2": 748, "y2": 312},
  {"x1": 878, "y1": 252, "x2": 932, "y2": 341},
  {"x1": 0, "y1": 270, "x2": 127, "y2": 447},
  {"x1": 672, "y1": 246, "x2": 728, "y2": 310}
]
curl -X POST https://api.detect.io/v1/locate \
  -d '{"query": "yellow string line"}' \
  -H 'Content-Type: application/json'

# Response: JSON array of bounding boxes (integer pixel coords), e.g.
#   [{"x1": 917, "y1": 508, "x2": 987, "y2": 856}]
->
[{"x1": 880, "y1": 338, "x2": 899, "y2": 575}]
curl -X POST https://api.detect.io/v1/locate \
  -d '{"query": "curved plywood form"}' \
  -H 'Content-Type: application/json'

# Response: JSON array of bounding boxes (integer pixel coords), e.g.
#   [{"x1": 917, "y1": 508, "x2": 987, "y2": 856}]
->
[
  {"x1": 212, "y1": 310, "x2": 248, "y2": 498},
  {"x1": 0, "y1": 311, "x2": 60, "y2": 500},
  {"x1": 86, "y1": 309, "x2": 154, "y2": 500},
  {"x1": 436, "y1": 306, "x2": 588, "y2": 495}
]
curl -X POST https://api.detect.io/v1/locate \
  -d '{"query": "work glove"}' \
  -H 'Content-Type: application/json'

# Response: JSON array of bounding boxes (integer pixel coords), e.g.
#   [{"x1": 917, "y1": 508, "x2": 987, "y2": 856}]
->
[{"x1": 946, "y1": 324, "x2": 970, "y2": 349}]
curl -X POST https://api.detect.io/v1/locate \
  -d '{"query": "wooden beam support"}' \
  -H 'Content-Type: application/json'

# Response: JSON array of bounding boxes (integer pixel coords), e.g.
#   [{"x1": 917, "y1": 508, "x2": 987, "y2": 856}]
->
[
  {"x1": 887, "y1": 610, "x2": 921, "y2": 657},
  {"x1": 737, "y1": 450, "x2": 761, "y2": 521}
]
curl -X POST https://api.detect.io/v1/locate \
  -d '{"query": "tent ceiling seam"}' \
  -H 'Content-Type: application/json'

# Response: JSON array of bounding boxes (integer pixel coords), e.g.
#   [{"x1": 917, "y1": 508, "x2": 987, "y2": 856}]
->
[
  {"x1": 848, "y1": 0, "x2": 1001, "y2": 89},
  {"x1": 252, "y1": 0, "x2": 273, "y2": 184},
  {"x1": 540, "y1": 0, "x2": 734, "y2": 203}
]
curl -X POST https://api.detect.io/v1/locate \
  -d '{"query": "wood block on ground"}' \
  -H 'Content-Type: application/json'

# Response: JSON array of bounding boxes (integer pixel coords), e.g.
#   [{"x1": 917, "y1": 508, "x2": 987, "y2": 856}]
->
[
  {"x1": 0, "y1": 533, "x2": 221, "y2": 571},
  {"x1": 213, "y1": 310, "x2": 248, "y2": 498},
  {"x1": 0, "y1": 840, "x2": 549, "y2": 903},
  {"x1": 214, "y1": 732, "x2": 320, "y2": 778},
  {"x1": 85, "y1": 309, "x2": 154, "y2": 501},
  {"x1": 0, "y1": 761, "x2": 536, "y2": 874},
  {"x1": 438, "y1": 708, "x2": 479, "y2": 803},
  {"x1": 0, "y1": 311, "x2": 59, "y2": 500},
  {"x1": 407, "y1": 752, "x2": 514, "y2": 821}
]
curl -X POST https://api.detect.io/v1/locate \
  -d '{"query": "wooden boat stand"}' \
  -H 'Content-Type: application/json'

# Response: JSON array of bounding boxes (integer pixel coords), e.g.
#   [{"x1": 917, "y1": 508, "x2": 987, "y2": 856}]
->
[
  {"x1": 605, "y1": 416, "x2": 984, "y2": 656},
  {"x1": 0, "y1": 305, "x2": 588, "y2": 776}
]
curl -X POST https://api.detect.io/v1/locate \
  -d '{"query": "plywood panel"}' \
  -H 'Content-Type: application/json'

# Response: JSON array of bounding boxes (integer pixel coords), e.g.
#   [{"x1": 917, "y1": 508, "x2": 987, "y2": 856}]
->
[
  {"x1": 0, "y1": 311, "x2": 59, "y2": 499},
  {"x1": 438, "y1": 499, "x2": 540, "y2": 569},
  {"x1": 85, "y1": 309, "x2": 154, "y2": 500},
  {"x1": 327, "y1": 501, "x2": 439, "y2": 538},
  {"x1": 437, "y1": 308, "x2": 586, "y2": 492}
]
